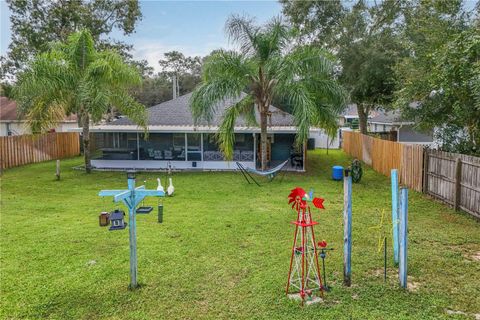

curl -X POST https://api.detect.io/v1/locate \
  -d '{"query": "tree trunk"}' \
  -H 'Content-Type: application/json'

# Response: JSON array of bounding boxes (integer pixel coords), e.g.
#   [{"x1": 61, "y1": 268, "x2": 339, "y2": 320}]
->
[
  {"x1": 260, "y1": 109, "x2": 268, "y2": 171},
  {"x1": 82, "y1": 112, "x2": 91, "y2": 173},
  {"x1": 357, "y1": 103, "x2": 370, "y2": 134}
]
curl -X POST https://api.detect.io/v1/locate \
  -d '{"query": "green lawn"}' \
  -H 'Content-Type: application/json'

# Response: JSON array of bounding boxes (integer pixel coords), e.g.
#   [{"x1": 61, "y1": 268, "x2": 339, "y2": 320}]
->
[{"x1": 1, "y1": 150, "x2": 479, "y2": 319}]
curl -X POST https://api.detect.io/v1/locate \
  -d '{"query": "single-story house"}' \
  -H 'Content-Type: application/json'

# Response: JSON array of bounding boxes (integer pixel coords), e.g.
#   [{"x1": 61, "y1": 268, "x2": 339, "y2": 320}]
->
[
  {"x1": 368, "y1": 110, "x2": 433, "y2": 144},
  {"x1": 0, "y1": 96, "x2": 78, "y2": 136},
  {"x1": 81, "y1": 92, "x2": 307, "y2": 171}
]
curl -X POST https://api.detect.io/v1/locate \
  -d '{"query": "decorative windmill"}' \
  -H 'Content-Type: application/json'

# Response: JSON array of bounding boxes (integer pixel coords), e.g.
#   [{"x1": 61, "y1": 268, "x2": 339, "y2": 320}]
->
[{"x1": 286, "y1": 187, "x2": 326, "y2": 304}]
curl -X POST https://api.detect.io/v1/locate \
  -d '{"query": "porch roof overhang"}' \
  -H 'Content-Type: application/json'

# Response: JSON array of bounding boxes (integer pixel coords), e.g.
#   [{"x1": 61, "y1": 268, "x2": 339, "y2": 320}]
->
[{"x1": 70, "y1": 125, "x2": 306, "y2": 134}]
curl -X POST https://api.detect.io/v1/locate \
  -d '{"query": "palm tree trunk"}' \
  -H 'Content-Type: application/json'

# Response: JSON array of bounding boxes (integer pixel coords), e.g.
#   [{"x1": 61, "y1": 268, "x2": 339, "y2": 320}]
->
[
  {"x1": 260, "y1": 110, "x2": 268, "y2": 171},
  {"x1": 82, "y1": 112, "x2": 91, "y2": 173}
]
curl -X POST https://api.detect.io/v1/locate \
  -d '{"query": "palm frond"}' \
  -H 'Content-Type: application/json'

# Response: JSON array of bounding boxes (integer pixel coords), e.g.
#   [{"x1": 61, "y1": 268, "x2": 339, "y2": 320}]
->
[
  {"x1": 191, "y1": 50, "x2": 252, "y2": 124},
  {"x1": 65, "y1": 29, "x2": 96, "y2": 71},
  {"x1": 225, "y1": 14, "x2": 258, "y2": 57},
  {"x1": 110, "y1": 91, "x2": 148, "y2": 131},
  {"x1": 217, "y1": 94, "x2": 256, "y2": 160}
]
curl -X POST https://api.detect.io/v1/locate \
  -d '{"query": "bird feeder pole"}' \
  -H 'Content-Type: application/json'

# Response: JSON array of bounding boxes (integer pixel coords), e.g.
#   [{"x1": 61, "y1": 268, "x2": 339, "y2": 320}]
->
[{"x1": 99, "y1": 171, "x2": 165, "y2": 289}]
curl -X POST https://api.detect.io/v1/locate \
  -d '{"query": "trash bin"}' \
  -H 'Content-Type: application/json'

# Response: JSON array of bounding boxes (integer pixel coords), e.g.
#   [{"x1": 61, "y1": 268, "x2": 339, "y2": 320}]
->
[
  {"x1": 307, "y1": 138, "x2": 315, "y2": 150},
  {"x1": 332, "y1": 165, "x2": 344, "y2": 181}
]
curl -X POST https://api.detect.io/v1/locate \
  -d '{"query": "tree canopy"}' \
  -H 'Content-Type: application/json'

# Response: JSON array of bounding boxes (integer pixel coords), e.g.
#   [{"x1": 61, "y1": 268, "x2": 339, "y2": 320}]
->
[
  {"x1": 14, "y1": 29, "x2": 147, "y2": 172},
  {"x1": 1, "y1": 0, "x2": 142, "y2": 79},
  {"x1": 394, "y1": 0, "x2": 479, "y2": 154},
  {"x1": 281, "y1": 0, "x2": 407, "y2": 134}
]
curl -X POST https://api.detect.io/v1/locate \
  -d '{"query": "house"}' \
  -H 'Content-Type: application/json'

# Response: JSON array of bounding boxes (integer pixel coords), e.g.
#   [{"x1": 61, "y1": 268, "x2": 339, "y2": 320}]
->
[
  {"x1": 0, "y1": 96, "x2": 78, "y2": 136},
  {"x1": 82, "y1": 92, "x2": 307, "y2": 171},
  {"x1": 368, "y1": 110, "x2": 433, "y2": 144}
]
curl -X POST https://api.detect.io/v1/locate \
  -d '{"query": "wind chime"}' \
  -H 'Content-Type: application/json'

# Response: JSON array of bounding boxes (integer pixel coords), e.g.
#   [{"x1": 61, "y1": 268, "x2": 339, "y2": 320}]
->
[{"x1": 286, "y1": 187, "x2": 326, "y2": 305}]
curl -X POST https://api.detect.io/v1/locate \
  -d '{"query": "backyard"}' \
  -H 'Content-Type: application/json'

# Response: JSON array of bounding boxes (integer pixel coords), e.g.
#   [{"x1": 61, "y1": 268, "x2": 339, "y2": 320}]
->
[{"x1": 1, "y1": 150, "x2": 479, "y2": 319}]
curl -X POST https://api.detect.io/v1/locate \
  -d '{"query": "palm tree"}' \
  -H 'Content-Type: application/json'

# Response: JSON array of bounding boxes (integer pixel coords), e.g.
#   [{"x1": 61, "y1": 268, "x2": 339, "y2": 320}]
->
[
  {"x1": 191, "y1": 15, "x2": 346, "y2": 170},
  {"x1": 14, "y1": 30, "x2": 147, "y2": 173}
]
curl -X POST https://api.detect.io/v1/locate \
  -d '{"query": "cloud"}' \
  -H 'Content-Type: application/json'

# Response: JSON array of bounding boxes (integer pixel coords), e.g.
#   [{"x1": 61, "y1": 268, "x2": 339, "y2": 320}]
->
[{"x1": 131, "y1": 39, "x2": 232, "y2": 72}]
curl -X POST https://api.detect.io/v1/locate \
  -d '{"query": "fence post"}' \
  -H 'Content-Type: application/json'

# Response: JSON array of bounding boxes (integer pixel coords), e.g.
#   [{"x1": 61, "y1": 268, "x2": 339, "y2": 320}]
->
[
  {"x1": 391, "y1": 169, "x2": 399, "y2": 265},
  {"x1": 399, "y1": 187, "x2": 408, "y2": 289},
  {"x1": 454, "y1": 158, "x2": 462, "y2": 211},
  {"x1": 343, "y1": 169, "x2": 352, "y2": 287},
  {"x1": 422, "y1": 149, "x2": 429, "y2": 193}
]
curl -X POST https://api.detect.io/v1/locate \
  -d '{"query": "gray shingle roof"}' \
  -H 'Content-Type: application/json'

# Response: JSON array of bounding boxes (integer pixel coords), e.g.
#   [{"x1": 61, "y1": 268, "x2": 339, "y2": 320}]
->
[
  {"x1": 110, "y1": 92, "x2": 295, "y2": 127},
  {"x1": 369, "y1": 110, "x2": 406, "y2": 124}
]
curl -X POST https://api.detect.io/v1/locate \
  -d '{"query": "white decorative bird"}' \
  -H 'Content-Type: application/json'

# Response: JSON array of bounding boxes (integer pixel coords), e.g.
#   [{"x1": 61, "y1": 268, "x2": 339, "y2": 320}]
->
[
  {"x1": 167, "y1": 177, "x2": 174, "y2": 196},
  {"x1": 156, "y1": 178, "x2": 164, "y2": 193}
]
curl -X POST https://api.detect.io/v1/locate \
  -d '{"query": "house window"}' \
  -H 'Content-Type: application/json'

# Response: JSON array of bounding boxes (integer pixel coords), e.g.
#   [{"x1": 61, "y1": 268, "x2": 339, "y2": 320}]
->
[{"x1": 374, "y1": 124, "x2": 378, "y2": 132}]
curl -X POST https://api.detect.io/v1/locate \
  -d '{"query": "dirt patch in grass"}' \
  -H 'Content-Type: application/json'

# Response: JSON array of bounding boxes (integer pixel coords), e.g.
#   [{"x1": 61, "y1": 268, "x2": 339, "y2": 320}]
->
[{"x1": 467, "y1": 251, "x2": 480, "y2": 262}]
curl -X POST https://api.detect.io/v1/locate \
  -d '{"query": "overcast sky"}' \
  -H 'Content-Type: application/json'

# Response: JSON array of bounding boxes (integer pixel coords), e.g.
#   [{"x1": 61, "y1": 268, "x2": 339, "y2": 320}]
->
[{"x1": 0, "y1": 0, "x2": 282, "y2": 72}]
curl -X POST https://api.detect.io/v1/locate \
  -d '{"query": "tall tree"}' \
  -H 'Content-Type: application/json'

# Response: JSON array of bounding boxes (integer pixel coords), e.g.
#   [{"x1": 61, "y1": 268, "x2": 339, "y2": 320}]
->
[
  {"x1": 1, "y1": 0, "x2": 142, "y2": 78},
  {"x1": 158, "y1": 51, "x2": 202, "y2": 97},
  {"x1": 281, "y1": 0, "x2": 406, "y2": 134},
  {"x1": 395, "y1": 0, "x2": 479, "y2": 154},
  {"x1": 14, "y1": 30, "x2": 147, "y2": 172},
  {"x1": 190, "y1": 15, "x2": 345, "y2": 170}
]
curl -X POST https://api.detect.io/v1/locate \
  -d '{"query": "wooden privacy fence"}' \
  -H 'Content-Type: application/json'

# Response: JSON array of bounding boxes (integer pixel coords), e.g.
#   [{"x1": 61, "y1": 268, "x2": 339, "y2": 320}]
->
[
  {"x1": 0, "y1": 132, "x2": 80, "y2": 170},
  {"x1": 342, "y1": 131, "x2": 480, "y2": 218},
  {"x1": 424, "y1": 150, "x2": 480, "y2": 218},
  {"x1": 342, "y1": 131, "x2": 423, "y2": 192}
]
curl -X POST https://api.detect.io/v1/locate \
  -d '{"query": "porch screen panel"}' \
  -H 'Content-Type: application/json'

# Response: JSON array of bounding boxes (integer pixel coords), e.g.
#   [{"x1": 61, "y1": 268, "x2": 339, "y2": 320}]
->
[
  {"x1": 187, "y1": 133, "x2": 202, "y2": 161},
  {"x1": 203, "y1": 133, "x2": 254, "y2": 161},
  {"x1": 92, "y1": 132, "x2": 138, "y2": 160},
  {"x1": 139, "y1": 133, "x2": 186, "y2": 160}
]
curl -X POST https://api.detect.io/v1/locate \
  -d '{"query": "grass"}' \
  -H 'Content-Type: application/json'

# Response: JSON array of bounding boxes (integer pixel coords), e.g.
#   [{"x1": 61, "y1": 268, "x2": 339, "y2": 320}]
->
[{"x1": 1, "y1": 149, "x2": 479, "y2": 319}]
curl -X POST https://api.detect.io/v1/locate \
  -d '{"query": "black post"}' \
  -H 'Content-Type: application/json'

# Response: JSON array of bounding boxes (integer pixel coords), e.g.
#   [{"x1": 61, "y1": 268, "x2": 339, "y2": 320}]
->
[{"x1": 384, "y1": 236, "x2": 387, "y2": 282}]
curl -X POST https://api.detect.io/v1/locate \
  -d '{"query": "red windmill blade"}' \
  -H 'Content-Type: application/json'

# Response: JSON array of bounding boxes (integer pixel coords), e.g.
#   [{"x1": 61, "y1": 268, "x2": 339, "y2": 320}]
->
[
  {"x1": 288, "y1": 187, "x2": 307, "y2": 209},
  {"x1": 312, "y1": 197, "x2": 325, "y2": 209}
]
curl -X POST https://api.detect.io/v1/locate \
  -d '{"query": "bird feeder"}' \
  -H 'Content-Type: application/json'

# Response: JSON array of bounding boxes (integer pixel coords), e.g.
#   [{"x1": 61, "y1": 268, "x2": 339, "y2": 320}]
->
[
  {"x1": 99, "y1": 212, "x2": 110, "y2": 227},
  {"x1": 109, "y1": 210, "x2": 127, "y2": 231}
]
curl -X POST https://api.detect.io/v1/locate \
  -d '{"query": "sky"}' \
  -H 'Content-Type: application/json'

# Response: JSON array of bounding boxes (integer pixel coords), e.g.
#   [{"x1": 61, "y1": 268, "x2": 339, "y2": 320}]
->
[{"x1": 0, "y1": 0, "x2": 282, "y2": 72}]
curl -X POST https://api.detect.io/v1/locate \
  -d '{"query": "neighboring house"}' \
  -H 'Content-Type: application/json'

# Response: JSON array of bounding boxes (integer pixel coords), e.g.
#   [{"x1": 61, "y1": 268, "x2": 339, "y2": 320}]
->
[
  {"x1": 81, "y1": 92, "x2": 308, "y2": 171},
  {"x1": 0, "y1": 97, "x2": 78, "y2": 136},
  {"x1": 367, "y1": 110, "x2": 433, "y2": 144},
  {"x1": 338, "y1": 104, "x2": 376, "y2": 127}
]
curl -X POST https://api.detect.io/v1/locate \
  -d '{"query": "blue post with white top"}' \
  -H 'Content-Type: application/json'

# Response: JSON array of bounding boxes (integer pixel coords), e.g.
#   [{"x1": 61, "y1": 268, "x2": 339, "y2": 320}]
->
[
  {"x1": 391, "y1": 169, "x2": 400, "y2": 265},
  {"x1": 343, "y1": 169, "x2": 352, "y2": 286},
  {"x1": 99, "y1": 171, "x2": 165, "y2": 288}
]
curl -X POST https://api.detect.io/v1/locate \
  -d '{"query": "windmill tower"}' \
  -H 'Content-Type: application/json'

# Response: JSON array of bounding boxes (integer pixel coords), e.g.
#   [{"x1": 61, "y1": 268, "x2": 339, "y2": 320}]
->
[{"x1": 286, "y1": 187, "x2": 326, "y2": 304}]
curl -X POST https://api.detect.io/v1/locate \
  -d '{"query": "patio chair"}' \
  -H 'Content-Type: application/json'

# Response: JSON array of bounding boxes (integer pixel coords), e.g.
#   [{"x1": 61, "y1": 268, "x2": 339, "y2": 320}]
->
[{"x1": 236, "y1": 159, "x2": 289, "y2": 186}]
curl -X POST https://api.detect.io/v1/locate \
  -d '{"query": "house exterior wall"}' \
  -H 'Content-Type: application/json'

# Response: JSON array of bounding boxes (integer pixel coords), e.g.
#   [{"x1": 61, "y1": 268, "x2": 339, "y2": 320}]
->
[
  {"x1": 0, "y1": 121, "x2": 78, "y2": 136},
  {"x1": 368, "y1": 123, "x2": 396, "y2": 133},
  {"x1": 398, "y1": 125, "x2": 433, "y2": 143},
  {"x1": 309, "y1": 129, "x2": 340, "y2": 149}
]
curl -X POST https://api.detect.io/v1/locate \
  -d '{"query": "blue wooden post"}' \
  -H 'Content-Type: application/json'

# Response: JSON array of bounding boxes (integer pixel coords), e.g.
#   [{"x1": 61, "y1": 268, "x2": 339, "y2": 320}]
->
[
  {"x1": 399, "y1": 187, "x2": 408, "y2": 289},
  {"x1": 391, "y1": 169, "x2": 399, "y2": 265},
  {"x1": 127, "y1": 173, "x2": 138, "y2": 288},
  {"x1": 343, "y1": 169, "x2": 352, "y2": 287},
  {"x1": 99, "y1": 171, "x2": 165, "y2": 289}
]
